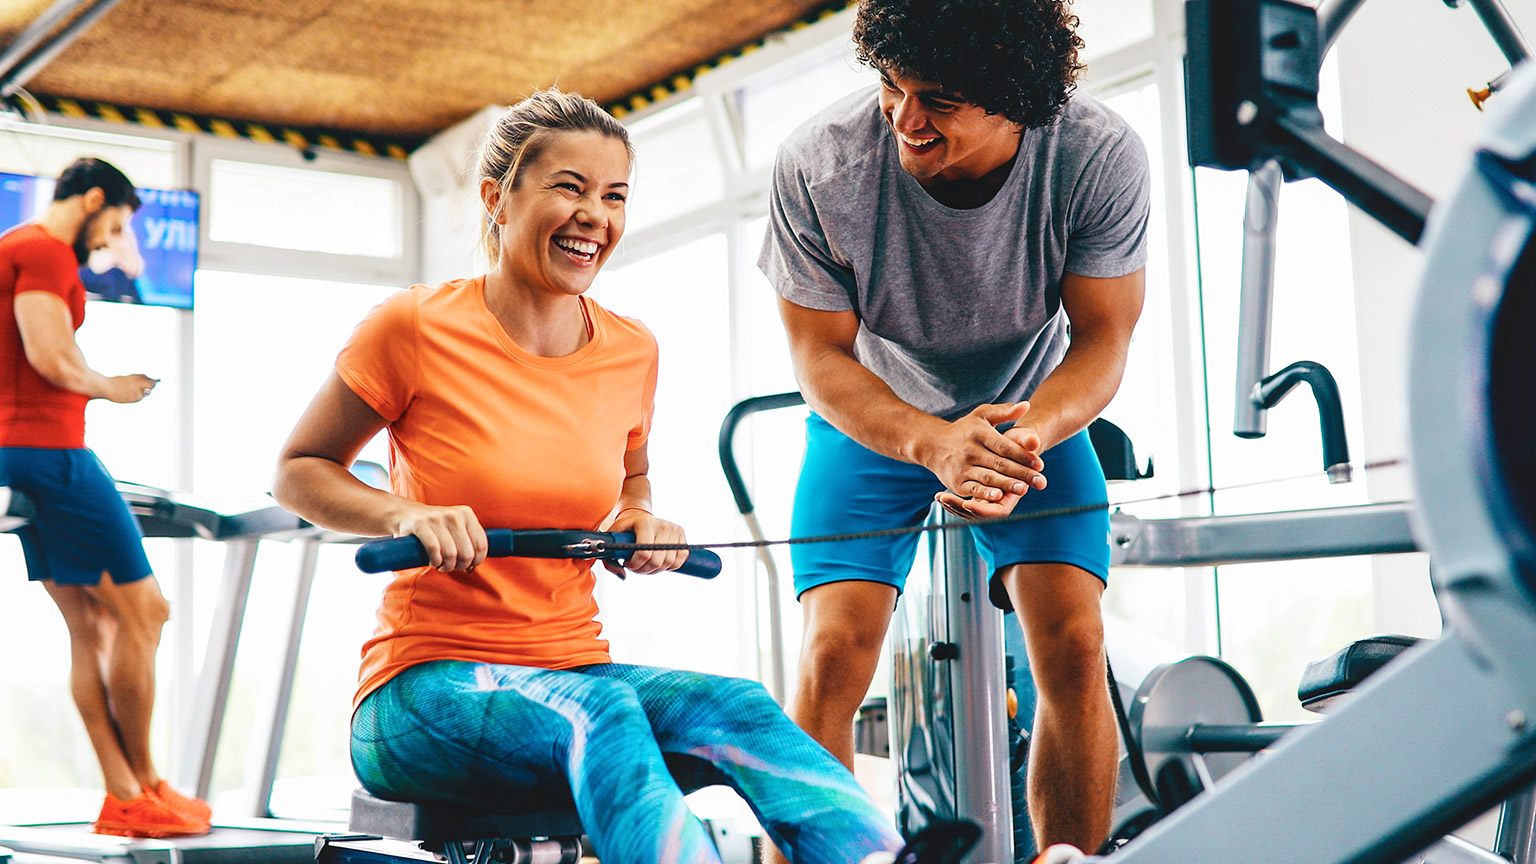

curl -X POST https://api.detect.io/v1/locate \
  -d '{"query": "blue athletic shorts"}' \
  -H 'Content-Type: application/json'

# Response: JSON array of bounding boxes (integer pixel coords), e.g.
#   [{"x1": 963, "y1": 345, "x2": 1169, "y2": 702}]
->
[
  {"x1": 0, "y1": 447, "x2": 152, "y2": 586},
  {"x1": 790, "y1": 413, "x2": 1110, "y2": 610}
]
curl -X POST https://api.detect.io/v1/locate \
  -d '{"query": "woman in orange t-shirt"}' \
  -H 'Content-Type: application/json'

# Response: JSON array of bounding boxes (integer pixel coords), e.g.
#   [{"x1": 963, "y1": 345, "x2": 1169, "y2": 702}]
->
[{"x1": 274, "y1": 90, "x2": 970, "y2": 864}]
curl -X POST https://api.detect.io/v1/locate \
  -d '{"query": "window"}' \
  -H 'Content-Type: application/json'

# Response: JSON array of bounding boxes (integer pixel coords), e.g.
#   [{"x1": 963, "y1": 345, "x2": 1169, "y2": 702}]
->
[
  {"x1": 208, "y1": 160, "x2": 403, "y2": 258},
  {"x1": 1095, "y1": 79, "x2": 1201, "y2": 654},
  {"x1": 191, "y1": 271, "x2": 398, "y2": 810},
  {"x1": 191, "y1": 271, "x2": 395, "y2": 500},
  {"x1": 1075, "y1": 0, "x2": 1156, "y2": 60},
  {"x1": 625, "y1": 102, "x2": 726, "y2": 233},
  {"x1": 732, "y1": 48, "x2": 875, "y2": 171},
  {"x1": 589, "y1": 235, "x2": 751, "y2": 678},
  {"x1": 0, "y1": 125, "x2": 179, "y2": 189}
]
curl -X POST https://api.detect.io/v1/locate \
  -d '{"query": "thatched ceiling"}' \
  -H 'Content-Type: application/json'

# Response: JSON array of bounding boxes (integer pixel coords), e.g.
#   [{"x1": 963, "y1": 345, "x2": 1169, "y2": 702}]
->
[{"x1": 0, "y1": 0, "x2": 844, "y2": 147}]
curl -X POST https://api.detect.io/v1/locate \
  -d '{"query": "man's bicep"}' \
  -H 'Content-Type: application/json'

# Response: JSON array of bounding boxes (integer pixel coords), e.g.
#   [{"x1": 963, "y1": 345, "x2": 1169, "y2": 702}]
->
[
  {"x1": 1059, "y1": 269, "x2": 1145, "y2": 342},
  {"x1": 13, "y1": 290, "x2": 79, "y2": 367},
  {"x1": 777, "y1": 295, "x2": 861, "y2": 356}
]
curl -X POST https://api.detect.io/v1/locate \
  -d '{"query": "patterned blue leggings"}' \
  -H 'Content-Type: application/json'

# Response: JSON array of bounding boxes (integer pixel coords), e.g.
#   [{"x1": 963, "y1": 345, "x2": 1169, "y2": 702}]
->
[{"x1": 351, "y1": 660, "x2": 903, "y2": 864}]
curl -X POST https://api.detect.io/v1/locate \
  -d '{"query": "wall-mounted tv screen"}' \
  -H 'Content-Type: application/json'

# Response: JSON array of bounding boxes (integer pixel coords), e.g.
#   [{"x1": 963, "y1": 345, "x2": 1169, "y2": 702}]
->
[{"x1": 0, "y1": 171, "x2": 199, "y2": 309}]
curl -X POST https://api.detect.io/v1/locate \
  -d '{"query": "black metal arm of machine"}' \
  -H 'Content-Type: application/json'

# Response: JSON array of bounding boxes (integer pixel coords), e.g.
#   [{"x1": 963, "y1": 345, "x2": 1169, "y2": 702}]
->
[
  {"x1": 1186, "y1": 0, "x2": 1434, "y2": 244},
  {"x1": 1246, "y1": 360, "x2": 1353, "y2": 482},
  {"x1": 718, "y1": 391, "x2": 807, "y2": 517}
]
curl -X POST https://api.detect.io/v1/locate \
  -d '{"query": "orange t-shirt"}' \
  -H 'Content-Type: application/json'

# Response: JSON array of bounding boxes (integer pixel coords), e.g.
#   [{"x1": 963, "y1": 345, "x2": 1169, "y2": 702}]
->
[
  {"x1": 337, "y1": 276, "x2": 658, "y2": 708},
  {"x1": 0, "y1": 224, "x2": 89, "y2": 448}
]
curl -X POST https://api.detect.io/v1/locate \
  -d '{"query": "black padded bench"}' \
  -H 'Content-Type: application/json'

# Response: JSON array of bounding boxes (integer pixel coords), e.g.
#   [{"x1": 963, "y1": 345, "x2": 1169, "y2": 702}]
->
[
  {"x1": 315, "y1": 790, "x2": 586, "y2": 864},
  {"x1": 1298, "y1": 633, "x2": 1423, "y2": 713}
]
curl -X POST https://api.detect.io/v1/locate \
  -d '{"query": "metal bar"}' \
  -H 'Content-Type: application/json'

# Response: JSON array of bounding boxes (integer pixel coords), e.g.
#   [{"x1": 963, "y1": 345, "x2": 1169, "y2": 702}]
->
[
  {"x1": 0, "y1": 486, "x2": 34, "y2": 531},
  {"x1": 1234, "y1": 160, "x2": 1283, "y2": 439},
  {"x1": 168, "y1": 306, "x2": 196, "y2": 785},
  {"x1": 1186, "y1": 722, "x2": 1299, "y2": 752},
  {"x1": 1110, "y1": 502, "x2": 1418, "y2": 568},
  {"x1": 718, "y1": 392, "x2": 806, "y2": 515},
  {"x1": 717, "y1": 392, "x2": 806, "y2": 703},
  {"x1": 741, "y1": 513, "x2": 787, "y2": 702},
  {"x1": 1317, "y1": 0, "x2": 1371, "y2": 53},
  {"x1": 1275, "y1": 115, "x2": 1433, "y2": 245},
  {"x1": 245, "y1": 538, "x2": 321, "y2": 818},
  {"x1": 0, "y1": 0, "x2": 126, "y2": 98},
  {"x1": 0, "y1": 0, "x2": 95, "y2": 90},
  {"x1": 1495, "y1": 785, "x2": 1536, "y2": 864},
  {"x1": 180, "y1": 538, "x2": 260, "y2": 798},
  {"x1": 1410, "y1": 835, "x2": 1515, "y2": 864},
  {"x1": 943, "y1": 515, "x2": 1012, "y2": 863},
  {"x1": 1465, "y1": 0, "x2": 1533, "y2": 68},
  {"x1": 1252, "y1": 361, "x2": 1353, "y2": 482}
]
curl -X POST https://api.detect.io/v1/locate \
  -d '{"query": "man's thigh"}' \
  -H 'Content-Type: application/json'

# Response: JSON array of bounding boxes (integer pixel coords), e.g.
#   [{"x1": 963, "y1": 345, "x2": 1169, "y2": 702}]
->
[
  {"x1": 790, "y1": 413, "x2": 939, "y2": 598},
  {"x1": 972, "y1": 429, "x2": 1111, "y2": 610}
]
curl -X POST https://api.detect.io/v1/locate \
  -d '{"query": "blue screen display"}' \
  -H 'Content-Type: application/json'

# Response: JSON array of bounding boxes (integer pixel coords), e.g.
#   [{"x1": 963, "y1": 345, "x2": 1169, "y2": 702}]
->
[{"x1": 0, "y1": 170, "x2": 200, "y2": 309}]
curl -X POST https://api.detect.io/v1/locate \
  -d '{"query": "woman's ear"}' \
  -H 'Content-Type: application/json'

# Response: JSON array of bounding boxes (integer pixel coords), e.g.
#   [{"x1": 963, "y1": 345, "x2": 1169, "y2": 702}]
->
[{"x1": 479, "y1": 177, "x2": 504, "y2": 225}]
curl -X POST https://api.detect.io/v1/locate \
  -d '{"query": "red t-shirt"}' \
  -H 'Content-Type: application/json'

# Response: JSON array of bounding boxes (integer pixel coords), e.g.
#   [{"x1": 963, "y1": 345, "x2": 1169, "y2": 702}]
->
[
  {"x1": 0, "y1": 224, "x2": 88, "y2": 448},
  {"x1": 336, "y1": 277, "x2": 659, "y2": 708}
]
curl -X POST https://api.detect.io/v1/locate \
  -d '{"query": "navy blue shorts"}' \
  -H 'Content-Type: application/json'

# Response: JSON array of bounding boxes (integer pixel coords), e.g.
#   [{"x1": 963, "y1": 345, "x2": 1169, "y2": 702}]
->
[
  {"x1": 0, "y1": 447, "x2": 152, "y2": 586},
  {"x1": 790, "y1": 413, "x2": 1110, "y2": 610}
]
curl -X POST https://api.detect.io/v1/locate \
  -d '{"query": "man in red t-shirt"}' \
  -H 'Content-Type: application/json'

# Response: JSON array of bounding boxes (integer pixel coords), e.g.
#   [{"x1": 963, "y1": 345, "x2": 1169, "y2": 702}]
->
[{"x1": 0, "y1": 158, "x2": 209, "y2": 838}]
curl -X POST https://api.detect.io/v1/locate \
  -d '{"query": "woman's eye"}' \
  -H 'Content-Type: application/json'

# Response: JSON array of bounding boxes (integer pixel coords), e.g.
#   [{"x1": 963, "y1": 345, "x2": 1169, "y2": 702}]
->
[
  {"x1": 555, "y1": 182, "x2": 579, "y2": 192},
  {"x1": 604, "y1": 192, "x2": 626, "y2": 202}
]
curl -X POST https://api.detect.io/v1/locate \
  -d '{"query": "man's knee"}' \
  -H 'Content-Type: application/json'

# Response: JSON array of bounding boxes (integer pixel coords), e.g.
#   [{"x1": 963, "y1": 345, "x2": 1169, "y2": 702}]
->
[
  {"x1": 100, "y1": 577, "x2": 171, "y2": 637},
  {"x1": 795, "y1": 627, "x2": 886, "y2": 710},
  {"x1": 1031, "y1": 623, "x2": 1108, "y2": 702}
]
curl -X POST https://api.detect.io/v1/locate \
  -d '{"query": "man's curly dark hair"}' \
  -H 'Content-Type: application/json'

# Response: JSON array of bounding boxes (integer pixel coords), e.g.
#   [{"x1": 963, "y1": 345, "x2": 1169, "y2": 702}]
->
[{"x1": 852, "y1": 0, "x2": 1085, "y2": 129}]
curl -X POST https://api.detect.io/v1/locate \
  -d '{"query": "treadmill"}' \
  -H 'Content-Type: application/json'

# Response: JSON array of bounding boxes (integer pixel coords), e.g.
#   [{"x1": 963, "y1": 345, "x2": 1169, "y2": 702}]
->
[{"x1": 0, "y1": 484, "x2": 328, "y2": 864}]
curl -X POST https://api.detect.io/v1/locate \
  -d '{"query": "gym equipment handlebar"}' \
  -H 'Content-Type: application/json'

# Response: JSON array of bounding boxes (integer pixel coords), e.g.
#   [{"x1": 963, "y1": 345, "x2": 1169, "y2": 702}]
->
[{"x1": 354, "y1": 529, "x2": 722, "y2": 578}]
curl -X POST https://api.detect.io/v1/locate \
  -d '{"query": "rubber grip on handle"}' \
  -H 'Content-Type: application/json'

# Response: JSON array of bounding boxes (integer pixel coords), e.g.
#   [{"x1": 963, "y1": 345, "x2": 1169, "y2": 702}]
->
[
  {"x1": 355, "y1": 530, "x2": 515, "y2": 573},
  {"x1": 609, "y1": 532, "x2": 722, "y2": 579}
]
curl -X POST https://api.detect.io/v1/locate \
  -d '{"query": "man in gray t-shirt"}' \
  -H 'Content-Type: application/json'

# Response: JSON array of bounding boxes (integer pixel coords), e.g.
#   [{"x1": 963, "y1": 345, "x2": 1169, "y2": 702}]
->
[{"x1": 757, "y1": 0, "x2": 1149, "y2": 854}]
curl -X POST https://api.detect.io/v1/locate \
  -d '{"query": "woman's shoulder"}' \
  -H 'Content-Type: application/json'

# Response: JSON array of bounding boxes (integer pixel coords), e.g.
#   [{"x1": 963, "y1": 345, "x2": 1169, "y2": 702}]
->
[
  {"x1": 372, "y1": 276, "x2": 480, "y2": 323},
  {"x1": 586, "y1": 298, "x2": 657, "y2": 350},
  {"x1": 409, "y1": 276, "x2": 481, "y2": 306}
]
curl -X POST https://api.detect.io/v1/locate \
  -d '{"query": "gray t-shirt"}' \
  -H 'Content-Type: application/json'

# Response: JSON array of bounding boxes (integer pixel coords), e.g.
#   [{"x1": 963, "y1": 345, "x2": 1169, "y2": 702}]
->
[{"x1": 758, "y1": 88, "x2": 1151, "y2": 420}]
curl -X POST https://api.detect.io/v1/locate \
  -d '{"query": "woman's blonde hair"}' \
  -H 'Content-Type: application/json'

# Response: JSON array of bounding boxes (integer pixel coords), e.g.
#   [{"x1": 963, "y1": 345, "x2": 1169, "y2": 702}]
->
[{"x1": 477, "y1": 88, "x2": 634, "y2": 265}]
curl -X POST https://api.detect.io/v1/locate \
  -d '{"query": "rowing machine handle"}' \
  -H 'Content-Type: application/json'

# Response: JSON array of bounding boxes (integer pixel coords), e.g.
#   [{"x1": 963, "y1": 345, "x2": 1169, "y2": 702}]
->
[{"x1": 354, "y1": 529, "x2": 721, "y2": 578}]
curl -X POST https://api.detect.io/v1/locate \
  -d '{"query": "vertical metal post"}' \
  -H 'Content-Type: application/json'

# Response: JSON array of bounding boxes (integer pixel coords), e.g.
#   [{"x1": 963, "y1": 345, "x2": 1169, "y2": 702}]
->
[
  {"x1": 169, "y1": 305, "x2": 196, "y2": 784},
  {"x1": 180, "y1": 537, "x2": 259, "y2": 799},
  {"x1": 891, "y1": 514, "x2": 956, "y2": 832},
  {"x1": 741, "y1": 513, "x2": 788, "y2": 702},
  {"x1": 244, "y1": 537, "x2": 320, "y2": 818},
  {"x1": 1496, "y1": 785, "x2": 1536, "y2": 864},
  {"x1": 1234, "y1": 160, "x2": 1282, "y2": 438},
  {"x1": 944, "y1": 515, "x2": 1013, "y2": 863}
]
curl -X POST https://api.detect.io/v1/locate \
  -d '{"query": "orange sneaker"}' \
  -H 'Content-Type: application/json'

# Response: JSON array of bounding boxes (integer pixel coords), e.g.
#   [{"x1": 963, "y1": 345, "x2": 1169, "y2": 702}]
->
[
  {"x1": 93, "y1": 791, "x2": 210, "y2": 838},
  {"x1": 150, "y1": 781, "x2": 212, "y2": 823}
]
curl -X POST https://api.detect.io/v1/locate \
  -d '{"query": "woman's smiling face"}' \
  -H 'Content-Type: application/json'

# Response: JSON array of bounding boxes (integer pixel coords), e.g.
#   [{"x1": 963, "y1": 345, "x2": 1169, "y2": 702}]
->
[{"x1": 486, "y1": 130, "x2": 632, "y2": 296}]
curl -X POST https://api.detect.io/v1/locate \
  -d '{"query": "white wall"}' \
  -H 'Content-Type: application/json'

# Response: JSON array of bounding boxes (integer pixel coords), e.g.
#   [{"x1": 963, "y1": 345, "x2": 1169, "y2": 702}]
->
[
  {"x1": 409, "y1": 106, "x2": 501, "y2": 287},
  {"x1": 1334, "y1": 0, "x2": 1532, "y2": 635}
]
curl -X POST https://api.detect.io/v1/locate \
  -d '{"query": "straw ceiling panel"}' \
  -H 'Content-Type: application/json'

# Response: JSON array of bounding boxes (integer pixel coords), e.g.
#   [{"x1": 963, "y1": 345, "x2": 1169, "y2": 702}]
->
[{"x1": 1, "y1": 0, "x2": 839, "y2": 140}]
